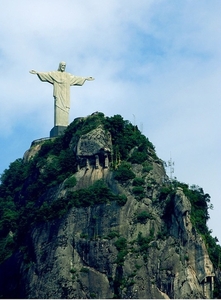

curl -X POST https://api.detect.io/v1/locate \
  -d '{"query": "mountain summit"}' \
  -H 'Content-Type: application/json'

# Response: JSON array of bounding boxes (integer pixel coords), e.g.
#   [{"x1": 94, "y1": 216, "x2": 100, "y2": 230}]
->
[{"x1": 0, "y1": 112, "x2": 220, "y2": 298}]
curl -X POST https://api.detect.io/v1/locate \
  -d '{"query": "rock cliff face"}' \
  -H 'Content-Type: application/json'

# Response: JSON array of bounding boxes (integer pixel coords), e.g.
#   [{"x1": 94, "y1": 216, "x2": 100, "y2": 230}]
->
[{"x1": 0, "y1": 114, "x2": 215, "y2": 299}]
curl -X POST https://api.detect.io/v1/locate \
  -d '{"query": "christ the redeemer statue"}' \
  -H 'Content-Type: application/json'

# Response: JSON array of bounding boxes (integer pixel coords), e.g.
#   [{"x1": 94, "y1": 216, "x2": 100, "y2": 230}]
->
[{"x1": 30, "y1": 61, "x2": 94, "y2": 136}]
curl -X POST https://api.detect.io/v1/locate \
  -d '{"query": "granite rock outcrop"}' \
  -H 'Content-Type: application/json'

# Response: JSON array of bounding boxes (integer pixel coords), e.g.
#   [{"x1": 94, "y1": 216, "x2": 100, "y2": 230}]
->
[{"x1": 0, "y1": 113, "x2": 215, "y2": 299}]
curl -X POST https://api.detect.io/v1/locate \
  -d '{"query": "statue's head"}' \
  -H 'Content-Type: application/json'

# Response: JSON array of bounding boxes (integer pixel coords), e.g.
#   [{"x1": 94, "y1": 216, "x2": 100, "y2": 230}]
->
[{"x1": 58, "y1": 61, "x2": 66, "y2": 72}]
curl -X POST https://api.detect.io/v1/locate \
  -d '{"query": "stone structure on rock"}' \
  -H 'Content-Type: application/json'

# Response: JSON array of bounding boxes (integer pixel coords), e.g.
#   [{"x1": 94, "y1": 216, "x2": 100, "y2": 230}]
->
[
  {"x1": 73, "y1": 124, "x2": 112, "y2": 171},
  {"x1": 29, "y1": 61, "x2": 94, "y2": 137}
]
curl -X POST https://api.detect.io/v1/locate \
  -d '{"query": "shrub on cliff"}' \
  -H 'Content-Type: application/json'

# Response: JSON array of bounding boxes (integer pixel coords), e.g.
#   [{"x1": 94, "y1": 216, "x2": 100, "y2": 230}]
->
[{"x1": 114, "y1": 162, "x2": 135, "y2": 183}]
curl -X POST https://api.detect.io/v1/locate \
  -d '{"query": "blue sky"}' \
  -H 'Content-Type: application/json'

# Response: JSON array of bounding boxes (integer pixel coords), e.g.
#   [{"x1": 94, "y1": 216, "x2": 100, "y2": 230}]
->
[{"x1": 0, "y1": 0, "x2": 220, "y2": 242}]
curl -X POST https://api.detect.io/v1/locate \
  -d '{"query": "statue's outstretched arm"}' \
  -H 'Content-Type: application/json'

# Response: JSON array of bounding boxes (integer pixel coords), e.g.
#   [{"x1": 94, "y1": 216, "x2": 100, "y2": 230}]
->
[{"x1": 29, "y1": 70, "x2": 37, "y2": 75}]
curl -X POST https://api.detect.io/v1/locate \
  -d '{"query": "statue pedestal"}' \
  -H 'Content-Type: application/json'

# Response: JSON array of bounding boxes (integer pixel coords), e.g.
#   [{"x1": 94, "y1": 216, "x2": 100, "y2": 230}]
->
[{"x1": 50, "y1": 126, "x2": 67, "y2": 137}]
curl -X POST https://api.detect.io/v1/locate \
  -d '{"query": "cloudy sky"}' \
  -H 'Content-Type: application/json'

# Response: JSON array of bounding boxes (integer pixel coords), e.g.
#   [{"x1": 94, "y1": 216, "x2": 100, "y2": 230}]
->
[{"x1": 0, "y1": 1, "x2": 220, "y2": 242}]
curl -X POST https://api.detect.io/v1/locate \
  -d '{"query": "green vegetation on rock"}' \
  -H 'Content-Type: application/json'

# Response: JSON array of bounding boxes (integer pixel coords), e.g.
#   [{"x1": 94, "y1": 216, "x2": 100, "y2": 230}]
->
[
  {"x1": 114, "y1": 162, "x2": 135, "y2": 183},
  {"x1": 0, "y1": 112, "x2": 154, "y2": 263}
]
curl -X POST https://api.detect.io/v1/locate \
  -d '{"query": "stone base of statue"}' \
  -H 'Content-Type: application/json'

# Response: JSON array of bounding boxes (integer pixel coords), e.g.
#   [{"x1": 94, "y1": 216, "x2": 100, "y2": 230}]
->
[{"x1": 50, "y1": 126, "x2": 67, "y2": 137}]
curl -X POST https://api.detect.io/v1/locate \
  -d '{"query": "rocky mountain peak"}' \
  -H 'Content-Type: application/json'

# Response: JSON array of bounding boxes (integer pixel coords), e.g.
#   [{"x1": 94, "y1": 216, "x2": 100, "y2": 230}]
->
[{"x1": 0, "y1": 112, "x2": 220, "y2": 298}]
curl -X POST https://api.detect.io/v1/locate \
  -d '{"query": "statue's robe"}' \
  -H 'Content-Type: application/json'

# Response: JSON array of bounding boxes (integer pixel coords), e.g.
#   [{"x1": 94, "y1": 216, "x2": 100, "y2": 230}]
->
[{"x1": 37, "y1": 71, "x2": 87, "y2": 126}]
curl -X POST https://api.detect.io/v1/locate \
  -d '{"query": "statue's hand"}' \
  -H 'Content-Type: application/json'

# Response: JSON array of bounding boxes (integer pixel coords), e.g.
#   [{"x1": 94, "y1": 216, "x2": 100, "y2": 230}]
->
[
  {"x1": 29, "y1": 70, "x2": 37, "y2": 74},
  {"x1": 87, "y1": 76, "x2": 95, "y2": 81}
]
